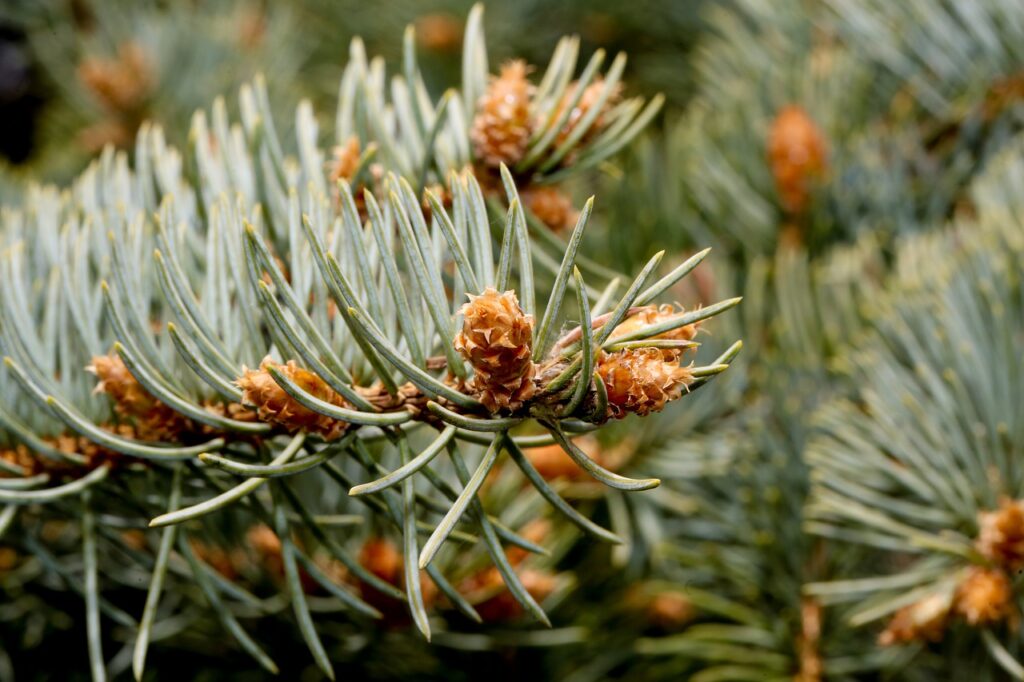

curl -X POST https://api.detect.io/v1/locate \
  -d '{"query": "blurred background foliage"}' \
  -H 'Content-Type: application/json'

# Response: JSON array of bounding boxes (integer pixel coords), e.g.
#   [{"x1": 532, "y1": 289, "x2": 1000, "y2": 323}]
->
[{"x1": 2, "y1": 0, "x2": 1024, "y2": 680}]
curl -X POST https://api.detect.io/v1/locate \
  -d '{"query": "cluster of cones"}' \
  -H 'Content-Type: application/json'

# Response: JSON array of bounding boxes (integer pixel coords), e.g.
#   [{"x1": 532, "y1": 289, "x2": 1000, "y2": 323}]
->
[
  {"x1": 5, "y1": 281, "x2": 704, "y2": 483},
  {"x1": 879, "y1": 498, "x2": 1024, "y2": 645},
  {"x1": 468, "y1": 60, "x2": 622, "y2": 232},
  {"x1": 455, "y1": 288, "x2": 699, "y2": 421}
]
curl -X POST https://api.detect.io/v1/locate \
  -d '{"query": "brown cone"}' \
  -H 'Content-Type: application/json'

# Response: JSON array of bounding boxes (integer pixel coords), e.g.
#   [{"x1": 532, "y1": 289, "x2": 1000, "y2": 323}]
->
[
  {"x1": 415, "y1": 13, "x2": 464, "y2": 53},
  {"x1": 470, "y1": 60, "x2": 535, "y2": 167},
  {"x1": 609, "y1": 304, "x2": 700, "y2": 358},
  {"x1": 955, "y1": 567, "x2": 1016, "y2": 627},
  {"x1": 88, "y1": 354, "x2": 193, "y2": 441},
  {"x1": 357, "y1": 538, "x2": 437, "y2": 627},
  {"x1": 976, "y1": 498, "x2": 1024, "y2": 571},
  {"x1": 77, "y1": 41, "x2": 153, "y2": 114},
  {"x1": 554, "y1": 77, "x2": 623, "y2": 151},
  {"x1": 460, "y1": 566, "x2": 557, "y2": 623},
  {"x1": 327, "y1": 136, "x2": 362, "y2": 185},
  {"x1": 767, "y1": 105, "x2": 827, "y2": 215},
  {"x1": 523, "y1": 186, "x2": 577, "y2": 232},
  {"x1": 878, "y1": 592, "x2": 952, "y2": 646},
  {"x1": 454, "y1": 288, "x2": 536, "y2": 412},
  {"x1": 596, "y1": 348, "x2": 693, "y2": 419},
  {"x1": 236, "y1": 357, "x2": 351, "y2": 440}
]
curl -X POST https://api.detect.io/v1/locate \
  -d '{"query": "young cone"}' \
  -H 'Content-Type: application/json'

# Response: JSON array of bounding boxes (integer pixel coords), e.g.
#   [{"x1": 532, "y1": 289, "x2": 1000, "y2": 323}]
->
[
  {"x1": 77, "y1": 41, "x2": 153, "y2": 114},
  {"x1": 236, "y1": 357, "x2": 351, "y2": 440},
  {"x1": 976, "y1": 498, "x2": 1024, "y2": 571},
  {"x1": 554, "y1": 77, "x2": 623, "y2": 151},
  {"x1": 471, "y1": 60, "x2": 535, "y2": 167},
  {"x1": 596, "y1": 347, "x2": 693, "y2": 419},
  {"x1": 955, "y1": 567, "x2": 1016, "y2": 627},
  {"x1": 523, "y1": 186, "x2": 577, "y2": 232},
  {"x1": 610, "y1": 304, "x2": 700, "y2": 357},
  {"x1": 327, "y1": 136, "x2": 362, "y2": 186},
  {"x1": 88, "y1": 354, "x2": 193, "y2": 441},
  {"x1": 878, "y1": 592, "x2": 952, "y2": 646},
  {"x1": 454, "y1": 288, "x2": 537, "y2": 412},
  {"x1": 767, "y1": 105, "x2": 827, "y2": 215}
]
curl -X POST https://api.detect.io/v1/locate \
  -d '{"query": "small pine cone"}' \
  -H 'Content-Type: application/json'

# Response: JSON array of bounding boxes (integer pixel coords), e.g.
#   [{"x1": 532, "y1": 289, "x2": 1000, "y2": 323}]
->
[
  {"x1": 554, "y1": 77, "x2": 623, "y2": 152},
  {"x1": 609, "y1": 304, "x2": 700, "y2": 357},
  {"x1": 1, "y1": 445, "x2": 38, "y2": 476},
  {"x1": 190, "y1": 539, "x2": 242, "y2": 581},
  {"x1": 453, "y1": 288, "x2": 537, "y2": 412},
  {"x1": 358, "y1": 538, "x2": 437, "y2": 623},
  {"x1": 955, "y1": 567, "x2": 1016, "y2": 627},
  {"x1": 646, "y1": 590, "x2": 695, "y2": 630},
  {"x1": 236, "y1": 357, "x2": 351, "y2": 440},
  {"x1": 976, "y1": 498, "x2": 1024, "y2": 571},
  {"x1": 88, "y1": 355, "x2": 192, "y2": 441},
  {"x1": 88, "y1": 354, "x2": 159, "y2": 415},
  {"x1": 471, "y1": 60, "x2": 535, "y2": 167},
  {"x1": 0, "y1": 547, "x2": 19, "y2": 573},
  {"x1": 415, "y1": 13, "x2": 464, "y2": 53},
  {"x1": 120, "y1": 529, "x2": 148, "y2": 551},
  {"x1": 327, "y1": 136, "x2": 362, "y2": 186},
  {"x1": 767, "y1": 105, "x2": 827, "y2": 215},
  {"x1": 247, "y1": 524, "x2": 284, "y2": 578},
  {"x1": 360, "y1": 538, "x2": 404, "y2": 586},
  {"x1": 878, "y1": 592, "x2": 952, "y2": 646},
  {"x1": 77, "y1": 41, "x2": 153, "y2": 114},
  {"x1": 505, "y1": 519, "x2": 551, "y2": 566},
  {"x1": 466, "y1": 567, "x2": 558, "y2": 623},
  {"x1": 596, "y1": 348, "x2": 693, "y2": 419},
  {"x1": 523, "y1": 186, "x2": 577, "y2": 232}
]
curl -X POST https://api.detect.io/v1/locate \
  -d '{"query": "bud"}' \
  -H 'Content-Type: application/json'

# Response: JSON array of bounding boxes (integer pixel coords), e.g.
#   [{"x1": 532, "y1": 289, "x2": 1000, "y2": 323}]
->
[
  {"x1": 88, "y1": 354, "x2": 160, "y2": 416},
  {"x1": 327, "y1": 136, "x2": 362, "y2": 186},
  {"x1": 77, "y1": 41, "x2": 153, "y2": 114},
  {"x1": 646, "y1": 590, "x2": 695, "y2": 630},
  {"x1": 0, "y1": 547, "x2": 18, "y2": 574},
  {"x1": 523, "y1": 186, "x2": 577, "y2": 232},
  {"x1": 464, "y1": 567, "x2": 557, "y2": 623},
  {"x1": 236, "y1": 357, "x2": 351, "y2": 440},
  {"x1": 358, "y1": 538, "x2": 437, "y2": 623},
  {"x1": 454, "y1": 288, "x2": 537, "y2": 412},
  {"x1": 415, "y1": 13, "x2": 463, "y2": 53},
  {"x1": 878, "y1": 591, "x2": 952, "y2": 646},
  {"x1": 767, "y1": 105, "x2": 827, "y2": 215},
  {"x1": 609, "y1": 304, "x2": 700, "y2": 356},
  {"x1": 596, "y1": 348, "x2": 693, "y2": 419},
  {"x1": 554, "y1": 77, "x2": 622, "y2": 151},
  {"x1": 1, "y1": 445, "x2": 37, "y2": 476},
  {"x1": 505, "y1": 519, "x2": 551, "y2": 566},
  {"x1": 955, "y1": 567, "x2": 1016, "y2": 627},
  {"x1": 470, "y1": 60, "x2": 535, "y2": 167},
  {"x1": 247, "y1": 524, "x2": 285, "y2": 579},
  {"x1": 190, "y1": 539, "x2": 242, "y2": 581},
  {"x1": 976, "y1": 498, "x2": 1024, "y2": 571},
  {"x1": 88, "y1": 354, "x2": 193, "y2": 441}
]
